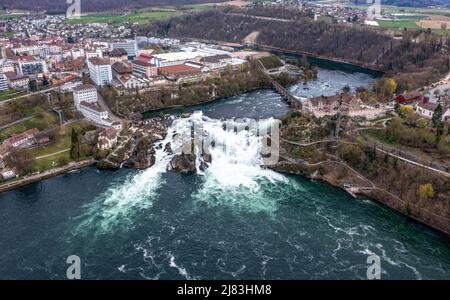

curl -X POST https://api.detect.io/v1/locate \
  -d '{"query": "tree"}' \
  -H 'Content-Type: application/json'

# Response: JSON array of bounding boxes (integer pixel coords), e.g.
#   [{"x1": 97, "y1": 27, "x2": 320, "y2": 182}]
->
[
  {"x1": 431, "y1": 103, "x2": 445, "y2": 145},
  {"x1": 383, "y1": 78, "x2": 397, "y2": 97},
  {"x1": 399, "y1": 104, "x2": 414, "y2": 117},
  {"x1": 4, "y1": 147, "x2": 33, "y2": 175},
  {"x1": 342, "y1": 85, "x2": 351, "y2": 94},
  {"x1": 418, "y1": 183, "x2": 435, "y2": 200},
  {"x1": 70, "y1": 128, "x2": 80, "y2": 159},
  {"x1": 432, "y1": 103, "x2": 443, "y2": 129},
  {"x1": 28, "y1": 80, "x2": 37, "y2": 91},
  {"x1": 42, "y1": 75, "x2": 49, "y2": 87}
]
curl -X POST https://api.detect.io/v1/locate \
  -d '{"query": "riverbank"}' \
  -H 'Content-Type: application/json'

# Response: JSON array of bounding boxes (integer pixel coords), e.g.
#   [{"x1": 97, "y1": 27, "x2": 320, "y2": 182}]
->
[
  {"x1": 0, "y1": 159, "x2": 95, "y2": 194},
  {"x1": 269, "y1": 159, "x2": 450, "y2": 237}
]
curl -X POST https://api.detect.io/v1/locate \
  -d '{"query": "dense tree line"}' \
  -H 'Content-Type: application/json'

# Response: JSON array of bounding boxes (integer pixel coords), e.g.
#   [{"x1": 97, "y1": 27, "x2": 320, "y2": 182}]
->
[
  {"x1": 141, "y1": 9, "x2": 450, "y2": 90},
  {"x1": 1, "y1": 0, "x2": 226, "y2": 13},
  {"x1": 142, "y1": 10, "x2": 390, "y2": 62},
  {"x1": 223, "y1": 4, "x2": 315, "y2": 20}
]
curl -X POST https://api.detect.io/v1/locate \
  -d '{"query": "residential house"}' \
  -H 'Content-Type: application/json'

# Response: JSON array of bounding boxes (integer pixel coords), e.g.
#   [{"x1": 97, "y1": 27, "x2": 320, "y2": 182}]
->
[
  {"x1": 395, "y1": 91, "x2": 423, "y2": 104},
  {"x1": 416, "y1": 102, "x2": 450, "y2": 121},
  {"x1": 1, "y1": 128, "x2": 39, "y2": 149},
  {"x1": 107, "y1": 48, "x2": 128, "y2": 63},
  {"x1": 97, "y1": 127, "x2": 118, "y2": 150}
]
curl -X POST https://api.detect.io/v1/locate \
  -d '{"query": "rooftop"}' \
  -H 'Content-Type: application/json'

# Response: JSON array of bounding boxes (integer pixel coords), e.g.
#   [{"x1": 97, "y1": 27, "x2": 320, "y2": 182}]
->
[
  {"x1": 131, "y1": 60, "x2": 156, "y2": 68},
  {"x1": 73, "y1": 84, "x2": 96, "y2": 92},
  {"x1": 88, "y1": 57, "x2": 110, "y2": 66}
]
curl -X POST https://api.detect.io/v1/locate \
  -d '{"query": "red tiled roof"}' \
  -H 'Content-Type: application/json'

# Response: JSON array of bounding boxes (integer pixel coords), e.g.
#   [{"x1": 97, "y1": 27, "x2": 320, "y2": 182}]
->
[
  {"x1": 158, "y1": 64, "x2": 200, "y2": 76},
  {"x1": 88, "y1": 57, "x2": 110, "y2": 66}
]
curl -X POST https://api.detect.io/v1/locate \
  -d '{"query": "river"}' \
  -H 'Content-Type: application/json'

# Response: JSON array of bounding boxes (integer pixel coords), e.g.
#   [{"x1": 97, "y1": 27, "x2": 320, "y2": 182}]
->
[{"x1": 0, "y1": 68, "x2": 449, "y2": 280}]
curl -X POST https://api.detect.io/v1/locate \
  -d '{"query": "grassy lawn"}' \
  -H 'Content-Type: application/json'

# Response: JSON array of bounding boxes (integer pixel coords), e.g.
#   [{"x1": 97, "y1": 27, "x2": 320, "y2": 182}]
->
[
  {"x1": 0, "y1": 89, "x2": 26, "y2": 101},
  {"x1": 32, "y1": 152, "x2": 70, "y2": 171},
  {"x1": 66, "y1": 10, "x2": 181, "y2": 25},
  {"x1": 376, "y1": 19, "x2": 421, "y2": 29},
  {"x1": 30, "y1": 121, "x2": 90, "y2": 171},
  {"x1": 179, "y1": 4, "x2": 213, "y2": 10},
  {"x1": 259, "y1": 55, "x2": 283, "y2": 69},
  {"x1": 0, "y1": 112, "x2": 58, "y2": 141}
]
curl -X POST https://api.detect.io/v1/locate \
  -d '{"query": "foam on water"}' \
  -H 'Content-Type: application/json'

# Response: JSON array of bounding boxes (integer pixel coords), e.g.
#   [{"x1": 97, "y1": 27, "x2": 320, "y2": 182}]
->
[
  {"x1": 186, "y1": 112, "x2": 288, "y2": 213},
  {"x1": 75, "y1": 111, "x2": 287, "y2": 233},
  {"x1": 74, "y1": 125, "x2": 176, "y2": 234}
]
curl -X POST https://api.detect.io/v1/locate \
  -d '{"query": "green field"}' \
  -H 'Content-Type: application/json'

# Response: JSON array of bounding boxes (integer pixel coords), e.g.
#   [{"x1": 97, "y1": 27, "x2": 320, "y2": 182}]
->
[
  {"x1": 376, "y1": 19, "x2": 421, "y2": 29},
  {"x1": 30, "y1": 121, "x2": 90, "y2": 171},
  {"x1": 0, "y1": 89, "x2": 25, "y2": 101},
  {"x1": 259, "y1": 55, "x2": 283, "y2": 70},
  {"x1": 67, "y1": 10, "x2": 181, "y2": 25},
  {"x1": 0, "y1": 112, "x2": 58, "y2": 141}
]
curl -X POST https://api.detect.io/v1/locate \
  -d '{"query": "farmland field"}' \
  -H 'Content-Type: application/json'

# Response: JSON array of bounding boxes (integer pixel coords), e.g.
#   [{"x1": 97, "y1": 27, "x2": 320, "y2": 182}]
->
[
  {"x1": 65, "y1": 4, "x2": 214, "y2": 25},
  {"x1": 376, "y1": 19, "x2": 421, "y2": 29},
  {"x1": 66, "y1": 11, "x2": 181, "y2": 25}
]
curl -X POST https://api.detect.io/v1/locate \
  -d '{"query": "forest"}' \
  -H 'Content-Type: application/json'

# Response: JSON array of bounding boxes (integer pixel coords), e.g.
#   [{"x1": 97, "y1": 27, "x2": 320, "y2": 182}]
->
[
  {"x1": 0, "y1": 0, "x2": 226, "y2": 13},
  {"x1": 141, "y1": 8, "x2": 450, "y2": 91}
]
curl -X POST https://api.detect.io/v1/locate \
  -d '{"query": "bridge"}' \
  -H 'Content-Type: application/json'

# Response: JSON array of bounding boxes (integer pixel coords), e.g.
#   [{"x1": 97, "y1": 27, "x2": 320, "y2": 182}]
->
[
  {"x1": 270, "y1": 79, "x2": 302, "y2": 109},
  {"x1": 256, "y1": 60, "x2": 303, "y2": 109}
]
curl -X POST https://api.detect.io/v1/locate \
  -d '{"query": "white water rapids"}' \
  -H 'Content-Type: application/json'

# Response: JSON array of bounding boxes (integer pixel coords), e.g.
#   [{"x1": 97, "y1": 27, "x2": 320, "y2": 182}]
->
[{"x1": 76, "y1": 112, "x2": 287, "y2": 232}]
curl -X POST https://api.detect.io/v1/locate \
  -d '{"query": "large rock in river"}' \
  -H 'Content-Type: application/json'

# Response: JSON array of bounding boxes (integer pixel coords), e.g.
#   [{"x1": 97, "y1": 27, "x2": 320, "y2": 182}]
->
[{"x1": 170, "y1": 153, "x2": 196, "y2": 175}]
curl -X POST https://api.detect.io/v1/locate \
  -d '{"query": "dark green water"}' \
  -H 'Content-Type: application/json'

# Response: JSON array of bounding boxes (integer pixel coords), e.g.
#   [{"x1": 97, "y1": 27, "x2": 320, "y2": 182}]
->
[{"x1": 0, "y1": 68, "x2": 449, "y2": 280}]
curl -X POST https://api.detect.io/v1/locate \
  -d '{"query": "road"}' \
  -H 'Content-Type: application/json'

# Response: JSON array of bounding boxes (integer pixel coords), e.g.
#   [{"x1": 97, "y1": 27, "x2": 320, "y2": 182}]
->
[
  {"x1": 35, "y1": 148, "x2": 70, "y2": 160},
  {"x1": 0, "y1": 87, "x2": 57, "y2": 105},
  {"x1": 0, "y1": 159, "x2": 95, "y2": 194},
  {"x1": 0, "y1": 113, "x2": 39, "y2": 130},
  {"x1": 97, "y1": 93, "x2": 122, "y2": 124},
  {"x1": 281, "y1": 138, "x2": 450, "y2": 178}
]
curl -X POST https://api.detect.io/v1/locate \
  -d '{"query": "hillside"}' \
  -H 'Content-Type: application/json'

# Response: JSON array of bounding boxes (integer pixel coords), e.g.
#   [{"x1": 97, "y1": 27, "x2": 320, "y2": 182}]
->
[
  {"x1": 141, "y1": 9, "x2": 450, "y2": 90},
  {"x1": 0, "y1": 0, "x2": 227, "y2": 13}
]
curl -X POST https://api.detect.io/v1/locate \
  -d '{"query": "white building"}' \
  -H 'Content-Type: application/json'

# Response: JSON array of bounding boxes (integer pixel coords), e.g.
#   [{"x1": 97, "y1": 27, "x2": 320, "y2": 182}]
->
[
  {"x1": 151, "y1": 52, "x2": 203, "y2": 67},
  {"x1": 79, "y1": 101, "x2": 111, "y2": 126},
  {"x1": 416, "y1": 102, "x2": 450, "y2": 121},
  {"x1": 87, "y1": 57, "x2": 112, "y2": 86},
  {"x1": 17, "y1": 60, "x2": 47, "y2": 76},
  {"x1": 110, "y1": 40, "x2": 138, "y2": 59},
  {"x1": 73, "y1": 84, "x2": 98, "y2": 109},
  {"x1": 97, "y1": 127, "x2": 118, "y2": 150},
  {"x1": 0, "y1": 59, "x2": 16, "y2": 73},
  {"x1": 0, "y1": 73, "x2": 8, "y2": 91},
  {"x1": 85, "y1": 49, "x2": 104, "y2": 59},
  {"x1": 12, "y1": 45, "x2": 42, "y2": 56},
  {"x1": 7, "y1": 75, "x2": 29, "y2": 90}
]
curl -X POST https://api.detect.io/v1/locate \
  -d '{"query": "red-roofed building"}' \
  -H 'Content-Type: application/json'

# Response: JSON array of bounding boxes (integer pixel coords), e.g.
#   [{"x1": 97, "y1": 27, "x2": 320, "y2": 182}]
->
[
  {"x1": 395, "y1": 91, "x2": 423, "y2": 104},
  {"x1": 158, "y1": 64, "x2": 201, "y2": 81}
]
